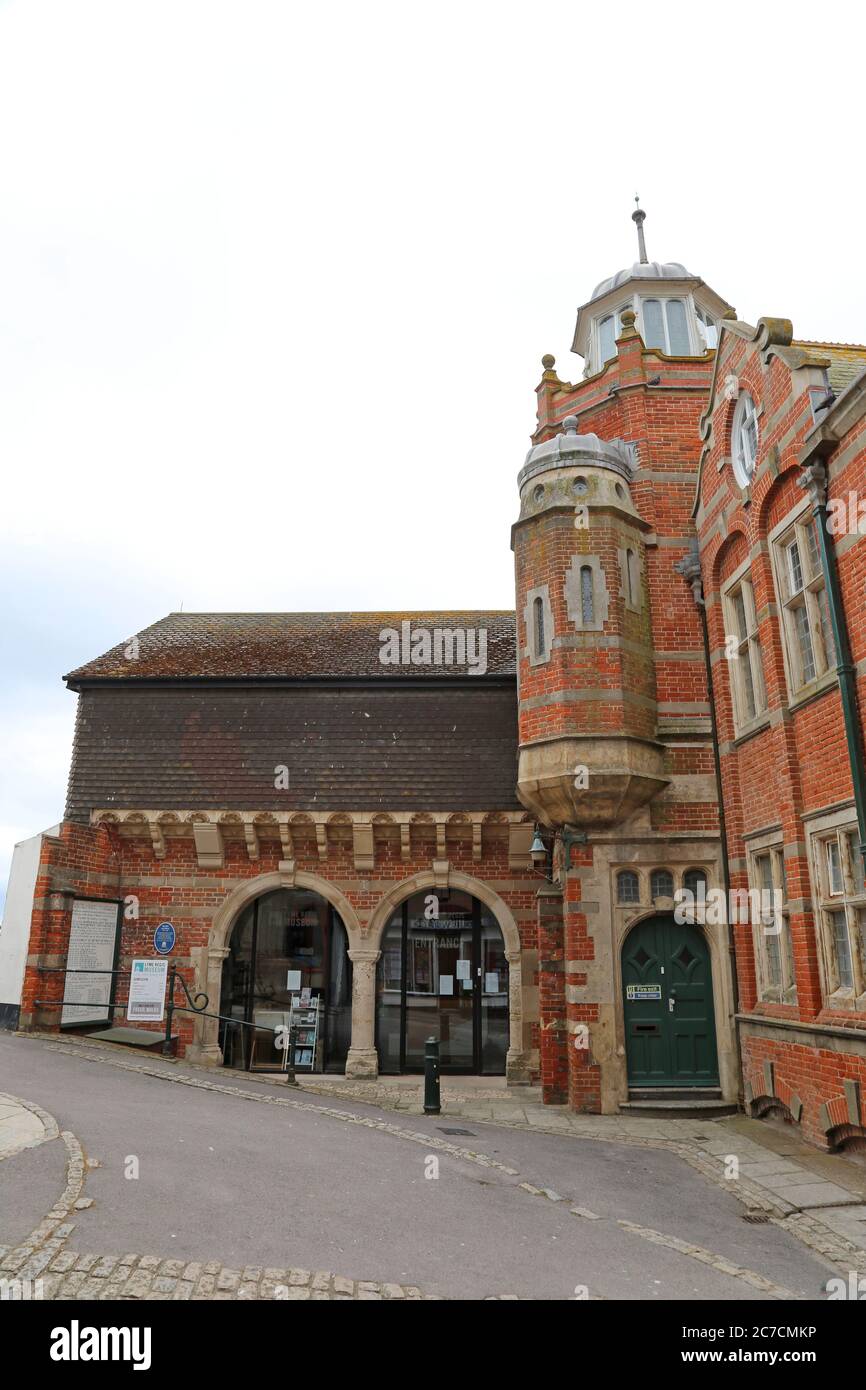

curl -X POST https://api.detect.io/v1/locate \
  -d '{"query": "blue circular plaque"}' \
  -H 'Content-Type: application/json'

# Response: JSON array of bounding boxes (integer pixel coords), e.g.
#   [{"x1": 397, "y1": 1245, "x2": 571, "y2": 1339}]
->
[{"x1": 154, "y1": 921, "x2": 176, "y2": 955}]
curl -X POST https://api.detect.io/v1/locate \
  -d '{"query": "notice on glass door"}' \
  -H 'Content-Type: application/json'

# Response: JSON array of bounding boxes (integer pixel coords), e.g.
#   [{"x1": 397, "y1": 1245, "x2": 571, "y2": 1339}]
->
[
  {"x1": 484, "y1": 972, "x2": 499, "y2": 993},
  {"x1": 438, "y1": 975, "x2": 454, "y2": 996},
  {"x1": 455, "y1": 959, "x2": 471, "y2": 981}
]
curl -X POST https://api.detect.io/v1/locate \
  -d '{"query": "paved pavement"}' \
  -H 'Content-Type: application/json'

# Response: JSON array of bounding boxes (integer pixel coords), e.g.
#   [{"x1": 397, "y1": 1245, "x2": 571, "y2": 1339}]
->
[{"x1": 1, "y1": 1030, "x2": 865, "y2": 1301}]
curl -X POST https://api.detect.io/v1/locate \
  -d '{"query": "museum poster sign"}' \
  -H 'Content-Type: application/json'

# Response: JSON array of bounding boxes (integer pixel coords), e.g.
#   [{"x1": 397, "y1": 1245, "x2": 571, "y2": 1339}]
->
[
  {"x1": 127, "y1": 959, "x2": 169, "y2": 1023},
  {"x1": 60, "y1": 898, "x2": 123, "y2": 1027}
]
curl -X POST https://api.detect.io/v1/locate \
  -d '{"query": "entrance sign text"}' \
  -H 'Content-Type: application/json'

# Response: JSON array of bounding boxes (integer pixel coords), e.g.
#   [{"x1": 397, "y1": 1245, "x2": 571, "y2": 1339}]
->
[{"x1": 127, "y1": 959, "x2": 169, "y2": 1022}]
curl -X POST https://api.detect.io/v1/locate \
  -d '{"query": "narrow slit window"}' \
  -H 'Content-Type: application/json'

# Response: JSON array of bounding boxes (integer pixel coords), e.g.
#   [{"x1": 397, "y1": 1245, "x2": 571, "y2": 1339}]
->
[
  {"x1": 626, "y1": 549, "x2": 639, "y2": 606},
  {"x1": 533, "y1": 595, "x2": 546, "y2": 658},
  {"x1": 580, "y1": 566, "x2": 594, "y2": 625}
]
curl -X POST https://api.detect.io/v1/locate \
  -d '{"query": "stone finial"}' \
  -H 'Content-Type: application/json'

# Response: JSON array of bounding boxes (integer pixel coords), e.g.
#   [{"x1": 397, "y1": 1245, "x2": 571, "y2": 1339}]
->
[
  {"x1": 758, "y1": 317, "x2": 794, "y2": 349},
  {"x1": 562, "y1": 415, "x2": 579, "y2": 435},
  {"x1": 798, "y1": 459, "x2": 828, "y2": 510},
  {"x1": 542, "y1": 353, "x2": 556, "y2": 371},
  {"x1": 619, "y1": 308, "x2": 639, "y2": 340}
]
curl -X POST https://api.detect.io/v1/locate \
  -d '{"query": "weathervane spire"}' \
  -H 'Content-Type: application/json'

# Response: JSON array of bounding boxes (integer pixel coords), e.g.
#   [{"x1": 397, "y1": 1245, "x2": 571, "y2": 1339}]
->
[{"x1": 632, "y1": 195, "x2": 648, "y2": 265}]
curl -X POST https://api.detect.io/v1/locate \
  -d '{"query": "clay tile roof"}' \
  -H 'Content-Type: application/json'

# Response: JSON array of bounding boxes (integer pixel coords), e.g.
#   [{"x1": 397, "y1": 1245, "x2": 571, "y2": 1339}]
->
[
  {"x1": 793, "y1": 339, "x2": 866, "y2": 393},
  {"x1": 64, "y1": 611, "x2": 517, "y2": 683}
]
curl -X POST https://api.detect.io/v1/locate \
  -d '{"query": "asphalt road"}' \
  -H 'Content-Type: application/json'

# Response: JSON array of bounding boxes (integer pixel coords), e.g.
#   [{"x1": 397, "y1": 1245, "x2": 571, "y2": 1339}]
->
[{"x1": 0, "y1": 1032, "x2": 841, "y2": 1301}]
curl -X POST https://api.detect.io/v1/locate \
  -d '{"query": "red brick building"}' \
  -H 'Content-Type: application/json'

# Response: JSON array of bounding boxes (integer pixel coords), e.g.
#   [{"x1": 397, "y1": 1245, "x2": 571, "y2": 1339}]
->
[
  {"x1": 694, "y1": 318, "x2": 866, "y2": 1149},
  {"x1": 3, "y1": 206, "x2": 866, "y2": 1151}
]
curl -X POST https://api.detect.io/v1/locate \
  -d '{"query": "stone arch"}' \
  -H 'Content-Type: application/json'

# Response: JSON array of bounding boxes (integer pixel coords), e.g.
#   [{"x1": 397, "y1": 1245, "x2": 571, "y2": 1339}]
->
[
  {"x1": 362, "y1": 869, "x2": 528, "y2": 1084},
  {"x1": 210, "y1": 870, "x2": 363, "y2": 953},
  {"x1": 366, "y1": 869, "x2": 521, "y2": 960},
  {"x1": 710, "y1": 529, "x2": 749, "y2": 594},
  {"x1": 754, "y1": 462, "x2": 804, "y2": 539},
  {"x1": 187, "y1": 869, "x2": 364, "y2": 1065}
]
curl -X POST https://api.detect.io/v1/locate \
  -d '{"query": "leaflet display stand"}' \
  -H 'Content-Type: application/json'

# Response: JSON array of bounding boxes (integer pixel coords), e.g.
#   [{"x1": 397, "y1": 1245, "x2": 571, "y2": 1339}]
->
[{"x1": 288, "y1": 994, "x2": 322, "y2": 1072}]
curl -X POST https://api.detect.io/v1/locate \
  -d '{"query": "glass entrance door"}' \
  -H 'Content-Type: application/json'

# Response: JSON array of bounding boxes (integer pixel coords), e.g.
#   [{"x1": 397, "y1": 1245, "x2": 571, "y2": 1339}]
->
[
  {"x1": 404, "y1": 901, "x2": 475, "y2": 1070},
  {"x1": 219, "y1": 888, "x2": 352, "y2": 1073},
  {"x1": 376, "y1": 890, "x2": 509, "y2": 1074}
]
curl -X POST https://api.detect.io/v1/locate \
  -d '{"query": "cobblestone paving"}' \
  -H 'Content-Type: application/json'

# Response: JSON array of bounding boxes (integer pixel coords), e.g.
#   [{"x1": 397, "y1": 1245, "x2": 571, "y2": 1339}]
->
[{"x1": 0, "y1": 1246, "x2": 444, "y2": 1300}]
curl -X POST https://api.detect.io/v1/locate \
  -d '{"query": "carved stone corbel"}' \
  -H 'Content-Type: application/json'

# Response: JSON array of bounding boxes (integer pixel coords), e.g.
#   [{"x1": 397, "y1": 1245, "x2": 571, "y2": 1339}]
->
[
  {"x1": 243, "y1": 818, "x2": 260, "y2": 861},
  {"x1": 148, "y1": 819, "x2": 167, "y2": 860},
  {"x1": 192, "y1": 821, "x2": 224, "y2": 870},
  {"x1": 278, "y1": 820, "x2": 294, "y2": 860},
  {"x1": 472, "y1": 819, "x2": 482, "y2": 862},
  {"x1": 435, "y1": 819, "x2": 447, "y2": 859},
  {"x1": 432, "y1": 858, "x2": 450, "y2": 891},
  {"x1": 352, "y1": 821, "x2": 375, "y2": 872}
]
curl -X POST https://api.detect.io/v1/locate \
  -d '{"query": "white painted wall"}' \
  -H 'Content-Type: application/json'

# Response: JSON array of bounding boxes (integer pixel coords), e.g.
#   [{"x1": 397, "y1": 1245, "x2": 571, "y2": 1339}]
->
[{"x1": 0, "y1": 825, "x2": 60, "y2": 1022}]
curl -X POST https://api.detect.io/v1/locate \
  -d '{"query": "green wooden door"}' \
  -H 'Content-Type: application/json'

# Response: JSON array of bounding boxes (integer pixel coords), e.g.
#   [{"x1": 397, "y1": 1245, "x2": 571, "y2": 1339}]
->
[{"x1": 622, "y1": 914, "x2": 719, "y2": 1087}]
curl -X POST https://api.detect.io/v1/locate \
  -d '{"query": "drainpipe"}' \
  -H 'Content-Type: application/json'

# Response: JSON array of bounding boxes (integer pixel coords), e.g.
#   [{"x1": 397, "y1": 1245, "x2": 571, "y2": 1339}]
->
[
  {"x1": 799, "y1": 459, "x2": 866, "y2": 873},
  {"x1": 675, "y1": 543, "x2": 738, "y2": 1015}
]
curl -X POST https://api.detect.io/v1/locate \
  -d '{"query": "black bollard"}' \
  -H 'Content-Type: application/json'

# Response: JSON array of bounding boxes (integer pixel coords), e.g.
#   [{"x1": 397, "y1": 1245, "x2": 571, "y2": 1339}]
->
[
  {"x1": 423, "y1": 1036, "x2": 440, "y2": 1114},
  {"x1": 284, "y1": 1022, "x2": 299, "y2": 1085},
  {"x1": 162, "y1": 965, "x2": 176, "y2": 1056}
]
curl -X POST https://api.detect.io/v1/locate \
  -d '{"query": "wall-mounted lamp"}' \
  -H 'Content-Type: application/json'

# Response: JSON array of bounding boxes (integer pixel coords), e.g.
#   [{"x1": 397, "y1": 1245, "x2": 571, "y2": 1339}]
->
[
  {"x1": 530, "y1": 825, "x2": 588, "y2": 880},
  {"x1": 530, "y1": 830, "x2": 548, "y2": 868}
]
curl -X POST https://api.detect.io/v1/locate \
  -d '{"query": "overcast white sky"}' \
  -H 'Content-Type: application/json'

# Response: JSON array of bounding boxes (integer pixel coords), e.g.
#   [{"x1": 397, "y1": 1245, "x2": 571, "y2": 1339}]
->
[{"x1": 1, "y1": 0, "x2": 864, "y2": 910}]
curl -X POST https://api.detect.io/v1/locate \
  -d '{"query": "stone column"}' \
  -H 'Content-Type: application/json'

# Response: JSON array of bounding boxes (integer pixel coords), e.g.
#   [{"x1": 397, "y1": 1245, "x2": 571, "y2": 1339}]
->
[
  {"x1": 505, "y1": 948, "x2": 532, "y2": 1084},
  {"x1": 185, "y1": 943, "x2": 229, "y2": 1065},
  {"x1": 345, "y1": 948, "x2": 381, "y2": 1079}
]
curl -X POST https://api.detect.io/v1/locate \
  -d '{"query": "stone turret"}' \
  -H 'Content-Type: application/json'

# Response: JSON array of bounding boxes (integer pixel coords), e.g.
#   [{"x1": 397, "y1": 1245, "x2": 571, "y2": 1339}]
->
[{"x1": 511, "y1": 413, "x2": 668, "y2": 829}]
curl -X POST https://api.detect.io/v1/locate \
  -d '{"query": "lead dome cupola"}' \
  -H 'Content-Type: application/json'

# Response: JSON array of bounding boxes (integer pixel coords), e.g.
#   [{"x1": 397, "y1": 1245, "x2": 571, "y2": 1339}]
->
[{"x1": 571, "y1": 200, "x2": 735, "y2": 375}]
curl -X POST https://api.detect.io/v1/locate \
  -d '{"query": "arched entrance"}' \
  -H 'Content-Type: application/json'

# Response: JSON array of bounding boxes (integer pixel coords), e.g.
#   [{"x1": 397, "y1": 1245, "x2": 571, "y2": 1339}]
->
[
  {"x1": 219, "y1": 887, "x2": 352, "y2": 1074},
  {"x1": 376, "y1": 888, "x2": 509, "y2": 1074},
  {"x1": 622, "y1": 913, "x2": 719, "y2": 1087}
]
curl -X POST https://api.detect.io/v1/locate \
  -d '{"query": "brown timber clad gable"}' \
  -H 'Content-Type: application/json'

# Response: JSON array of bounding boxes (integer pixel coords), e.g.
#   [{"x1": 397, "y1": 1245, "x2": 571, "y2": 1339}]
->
[{"x1": 64, "y1": 684, "x2": 522, "y2": 821}]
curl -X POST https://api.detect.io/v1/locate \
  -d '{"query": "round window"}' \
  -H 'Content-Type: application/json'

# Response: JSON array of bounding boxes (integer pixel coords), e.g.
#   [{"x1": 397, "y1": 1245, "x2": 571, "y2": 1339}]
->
[
  {"x1": 732, "y1": 392, "x2": 759, "y2": 487},
  {"x1": 533, "y1": 484, "x2": 545, "y2": 504}
]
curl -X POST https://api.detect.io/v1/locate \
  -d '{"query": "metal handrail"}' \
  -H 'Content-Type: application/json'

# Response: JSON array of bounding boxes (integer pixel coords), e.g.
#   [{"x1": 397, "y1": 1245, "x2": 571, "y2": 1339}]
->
[{"x1": 32, "y1": 961, "x2": 299, "y2": 1082}]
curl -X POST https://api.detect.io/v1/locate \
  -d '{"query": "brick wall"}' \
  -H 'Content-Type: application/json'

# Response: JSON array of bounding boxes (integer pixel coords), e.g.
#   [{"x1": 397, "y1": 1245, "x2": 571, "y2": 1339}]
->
[{"x1": 697, "y1": 319, "x2": 866, "y2": 1149}]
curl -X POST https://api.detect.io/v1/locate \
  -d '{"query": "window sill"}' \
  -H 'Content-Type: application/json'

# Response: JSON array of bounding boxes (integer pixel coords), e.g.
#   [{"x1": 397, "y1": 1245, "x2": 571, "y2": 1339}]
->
[
  {"x1": 732, "y1": 714, "x2": 772, "y2": 747},
  {"x1": 824, "y1": 989, "x2": 865, "y2": 1013},
  {"x1": 786, "y1": 670, "x2": 839, "y2": 713}
]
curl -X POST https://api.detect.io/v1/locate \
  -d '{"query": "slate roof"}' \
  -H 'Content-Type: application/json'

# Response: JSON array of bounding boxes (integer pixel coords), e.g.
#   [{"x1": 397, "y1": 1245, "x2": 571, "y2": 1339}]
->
[
  {"x1": 793, "y1": 340, "x2": 866, "y2": 393},
  {"x1": 65, "y1": 611, "x2": 517, "y2": 684}
]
